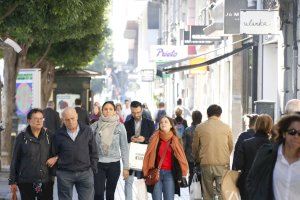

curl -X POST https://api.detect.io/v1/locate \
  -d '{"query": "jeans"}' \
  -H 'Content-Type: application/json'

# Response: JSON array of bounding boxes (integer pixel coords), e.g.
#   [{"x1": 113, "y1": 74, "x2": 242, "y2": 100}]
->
[
  {"x1": 94, "y1": 161, "x2": 121, "y2": 200},
  {"x1": 152, "y1": 170, "x2": 175, "y2": 200},
  {"x1": 56, "y1": 169, "x2": 94, "y2": 200},
  {"x1": 18, "y1": 181, "x2": 54, "y2": 200}
]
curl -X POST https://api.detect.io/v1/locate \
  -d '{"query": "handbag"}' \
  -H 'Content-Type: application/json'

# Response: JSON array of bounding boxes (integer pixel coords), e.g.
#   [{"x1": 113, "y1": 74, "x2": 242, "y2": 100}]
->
[
  {"x1": 221, "y1": 170, "x2": 241, "y2": 200},
  {"x1": 145, "y1": 140, "x2": 171, "y2": 186}
]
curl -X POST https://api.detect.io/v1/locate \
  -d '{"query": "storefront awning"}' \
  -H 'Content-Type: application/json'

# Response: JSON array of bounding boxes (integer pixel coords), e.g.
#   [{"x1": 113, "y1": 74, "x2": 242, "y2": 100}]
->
[{"x1": 162, "y1": 42, "x2": 254, "y2": 74}]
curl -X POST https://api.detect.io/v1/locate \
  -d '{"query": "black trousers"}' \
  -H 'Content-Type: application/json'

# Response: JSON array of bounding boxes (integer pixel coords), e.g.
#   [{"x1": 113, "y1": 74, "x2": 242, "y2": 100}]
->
[
  {"x1": 94, "y1": 161, "x2": 121, "y2": 200},
  {"x1": 18, "y1": 181, "x2": 54, "y2": 200}
]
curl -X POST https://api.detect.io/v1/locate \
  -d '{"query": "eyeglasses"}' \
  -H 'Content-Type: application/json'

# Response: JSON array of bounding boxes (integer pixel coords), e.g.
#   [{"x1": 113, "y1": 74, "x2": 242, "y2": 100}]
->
[
  {"x1": 31, "y1": 117, "x2": 45, "y2": 122},
  {"x1": 286, "y1": 129, "x2": 300, "y2": 137}
]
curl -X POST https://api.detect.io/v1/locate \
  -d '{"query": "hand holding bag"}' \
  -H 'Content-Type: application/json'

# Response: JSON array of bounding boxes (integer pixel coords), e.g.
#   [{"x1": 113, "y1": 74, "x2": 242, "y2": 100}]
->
[
  {"x1": 145, "y1": 140, "x2": 171, "y2": 186},
  {"x1": 190, "y1": 173, "x2": 202, "y2": 200}
]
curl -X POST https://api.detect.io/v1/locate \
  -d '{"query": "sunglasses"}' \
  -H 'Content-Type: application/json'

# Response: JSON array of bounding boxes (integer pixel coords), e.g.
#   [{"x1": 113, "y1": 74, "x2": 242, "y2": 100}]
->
[{"x1": 286, "y1": 129, "x2": 300, "y2": 136}]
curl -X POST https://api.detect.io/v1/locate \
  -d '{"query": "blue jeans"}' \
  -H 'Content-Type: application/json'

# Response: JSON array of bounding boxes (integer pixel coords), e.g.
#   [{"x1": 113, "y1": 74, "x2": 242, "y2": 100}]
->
[
  {"x1": 56, "y1": 169, "x2": 94, "y2": 200},
  {"x1": 152, "y1": 170, "x2": 175, "y2": 200}
]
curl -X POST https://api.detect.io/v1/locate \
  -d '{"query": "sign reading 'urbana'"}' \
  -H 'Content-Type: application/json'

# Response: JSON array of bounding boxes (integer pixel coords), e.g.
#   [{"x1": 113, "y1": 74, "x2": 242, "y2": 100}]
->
[
  {"x1": 240, "y1": 10, "x2": 280, "y2": 35},
  {"x1": 150, "y1": 45, "x2": 188, "y2": 62}
]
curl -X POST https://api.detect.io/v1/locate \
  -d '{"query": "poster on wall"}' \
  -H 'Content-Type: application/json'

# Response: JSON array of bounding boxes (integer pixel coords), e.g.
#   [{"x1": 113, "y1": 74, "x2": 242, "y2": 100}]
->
[
  {"x1": 16, "y1": 69, "x2": 41, "y2": 129},
  {"x1": 56, "y1": 94, "x2": 80, "y2": 116}
]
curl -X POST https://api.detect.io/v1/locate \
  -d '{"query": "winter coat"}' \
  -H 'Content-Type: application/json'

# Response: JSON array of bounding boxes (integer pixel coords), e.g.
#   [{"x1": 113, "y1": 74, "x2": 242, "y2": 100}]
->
[
  {"x1": 235, "y1": 132, "x2": 270, "y2": 199},
  {"x1": 246, "y1": 143, "x2": 279, "y2": 200},
  {"x1": 53, "y1": 122, "x2": 98, "y2": 173},
  {"x1": 9, "y1": 126, "x2": 54, "y2": 184}
]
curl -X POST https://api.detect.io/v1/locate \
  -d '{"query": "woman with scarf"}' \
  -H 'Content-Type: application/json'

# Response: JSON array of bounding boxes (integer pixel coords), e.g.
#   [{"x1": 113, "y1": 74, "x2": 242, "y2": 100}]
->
[
  {"x1": 91, "y1": 101, "x2": 129, "y2": 200},
  {"x1": 143, "y1": 116, "x2": 189, "y2": 200}
]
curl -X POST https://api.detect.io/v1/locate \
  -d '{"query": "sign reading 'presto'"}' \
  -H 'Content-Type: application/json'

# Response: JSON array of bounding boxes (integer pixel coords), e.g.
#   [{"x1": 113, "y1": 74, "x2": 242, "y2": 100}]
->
[
  {"x1": 240, "y1": 10, "x2": 280, "y2": 35},
  {"x1": 150, "y1": 45, "x2": 188, "y2": 62}
]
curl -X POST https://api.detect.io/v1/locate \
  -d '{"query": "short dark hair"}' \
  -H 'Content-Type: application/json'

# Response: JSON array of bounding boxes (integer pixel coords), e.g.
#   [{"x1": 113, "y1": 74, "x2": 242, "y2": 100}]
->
[
  {"x1": 75, "y1": 98, "x2": 82, "y2": 105},
  {"x1": 177, "y1": 98, "x2": 182, "y2": 105},
  {"x1": 102, "y1": 101, "x2": 116, "y2": 111},
  {"x1": 130, "y1": 101, "x2": 142, "y2": 108},
  {"x1": 247, "y1": 114, "x2": 258, "y2": 127},
  {"x1": 207, "y1": 104, "x2": 222, "y2": 117},
  {"x1": 192, "y1": 110, "x2": 202, "y2": 125},
  {"x1": 255, "y1": 114, "x2": 273, "y2": 134},
  {"x1": 27, "y1": 108, "x2": 43, "y2": 120}
]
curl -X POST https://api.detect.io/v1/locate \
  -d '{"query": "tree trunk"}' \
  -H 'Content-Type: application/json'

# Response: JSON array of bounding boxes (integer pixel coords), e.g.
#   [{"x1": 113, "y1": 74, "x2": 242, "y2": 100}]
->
[
  {"x1": 1, "y1": 48, "x2": 18, "y2": 170},
  {"x1": 40, "y1": 61, "x2": 55, "y2": 108}
]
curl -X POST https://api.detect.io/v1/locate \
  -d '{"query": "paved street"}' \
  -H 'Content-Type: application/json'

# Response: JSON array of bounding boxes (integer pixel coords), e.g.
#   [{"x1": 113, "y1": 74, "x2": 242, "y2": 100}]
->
[{"x1": 0, "y1": 171, "x2": 190, "y2": 200}]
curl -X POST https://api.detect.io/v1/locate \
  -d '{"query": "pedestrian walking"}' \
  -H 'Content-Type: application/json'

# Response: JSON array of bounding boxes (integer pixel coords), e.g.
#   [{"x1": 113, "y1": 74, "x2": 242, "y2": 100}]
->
[
  {"x1": 74, "y1": 98, "x2": 90, "y2": 125},
  {"x1": 124, "y1": 101, "x2": 155, "y2": 200},
  {"x1": 123, "y1": 99, "x2": 131, "y2": 121},
  {"x1": 173, "y1": 108, "x2": 188, "y2": 138},
  {"x1": 90, "y1": 101, "x2": 130, "y2": 200},
  {"x1": 182, "y1": 110, "x2": 202, "y2": 186},
  {"x1": 232, "y1": 114, "x2": 258, "y2": 170},
  {"x1": 192, "y1": 104, "x2": 233, "y2": 200},
  {"x1": 247, "y1": 114, "x2": 300, "y2": 200},
  {"x1": 116, "y1": 103, "x2": 125, "y2": 123},
  {"x1": 234, "y1": 114, "x2": 272, "y2": 199},
  {"x1": 53, "y1": 107, "x2": 98, "y2": 200},
  {"x1": 43, "y1": 101, "x2": 61, "y2": 133},
  {"x1": 90, "y1": 104, "x2": 101, "y2": 124},
  {"x1": 143, "y1": 116, "x2": 189, "y2": 200},
  {"x1": 154, "y1": 102, "x2": 166, "y2": 129},
  {"x1": 9, "y1": 108, "x2": 56, "y2": 200}
]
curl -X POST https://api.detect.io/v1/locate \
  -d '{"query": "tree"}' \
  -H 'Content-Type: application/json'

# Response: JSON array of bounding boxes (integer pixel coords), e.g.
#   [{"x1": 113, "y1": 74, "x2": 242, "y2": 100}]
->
[{"x1": 0, "y1": 0, "x2": 110, "y2": 169}]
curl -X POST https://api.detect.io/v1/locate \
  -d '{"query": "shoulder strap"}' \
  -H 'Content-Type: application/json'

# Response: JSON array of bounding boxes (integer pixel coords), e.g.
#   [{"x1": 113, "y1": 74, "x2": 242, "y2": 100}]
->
[{"x1": 157, "y1": 140, "x2": 171, "y2": 170}]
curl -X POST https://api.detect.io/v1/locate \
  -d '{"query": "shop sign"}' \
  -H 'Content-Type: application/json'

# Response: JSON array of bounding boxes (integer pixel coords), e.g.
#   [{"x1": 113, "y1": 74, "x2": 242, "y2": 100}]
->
[
  {"x1": 184, "y1": 26, "x2": 220, "y2": 45},
  {"x1": 224, "y1": 0, "x2": 247, "y2": 34},
  {"x1": 150, "y1": 45, "x2": 188, "y2": 62},
  {"x1": 141, "y1": 69, "x2": 155, "y2": 82},
  {"x1": 240, "y1": 10, "x2": 280, "y2": 34}
]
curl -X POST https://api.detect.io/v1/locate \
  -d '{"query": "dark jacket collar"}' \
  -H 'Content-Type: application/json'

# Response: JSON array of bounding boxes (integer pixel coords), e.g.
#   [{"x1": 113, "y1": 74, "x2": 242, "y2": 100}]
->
[
  {"x1": 254, "y1": 131, "x2": 269, "y2": 138},
  {"x1": 23, "y1": 125, "x2": 46, "y2": 141}
]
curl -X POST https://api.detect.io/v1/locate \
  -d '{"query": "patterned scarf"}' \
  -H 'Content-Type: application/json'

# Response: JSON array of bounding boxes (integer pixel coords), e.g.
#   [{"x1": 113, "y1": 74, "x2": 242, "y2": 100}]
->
[{"x1": 98, "y1": 114, "x2": 119, "y2": 155}]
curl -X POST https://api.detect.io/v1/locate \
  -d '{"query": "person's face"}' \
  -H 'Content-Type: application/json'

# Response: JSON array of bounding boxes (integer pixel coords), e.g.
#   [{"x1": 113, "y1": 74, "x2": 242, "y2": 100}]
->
[
  {"x1": 125, "y1": 101, "x2": 130, "y2": 108},
  {"x1": 102, "y1": 103, "x2": 116, "y2": 117},
  {"x1": 285, "y1": 121, "x2": 300, "y2": 149},
  {"x1": 93, "y1": 106, "x2": 100, "y2": 115},
  {"x1": 116, "y1": 105, "x2": 122, "y2": 112},
  {"x1": 159, "y1": 117, "x2": 172, "y2": 133},
  {"x1": 28, "y1": 112, "x2": 44, "y2": 130},
  {"x1": 131, "y1": 106, "x2": 142, "y2": 121},
  {"x1": 63, "y1": 110, "x2": 78, "y2": 131}
]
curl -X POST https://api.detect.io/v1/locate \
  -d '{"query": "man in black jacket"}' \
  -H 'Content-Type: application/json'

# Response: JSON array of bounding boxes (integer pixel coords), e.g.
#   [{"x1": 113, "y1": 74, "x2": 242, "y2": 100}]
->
[
  {"x1": 53, "y1": 107, "x2": 98, "y2": 200},
  {"x1": 74, "y1": 98, "x2": 90, "y2": 125},
  {"x1": 124, "y1": 101, "x2": 155, "y2": 200},
  {"x1": 43, "y1": 101, "x2": 61, "y2": 133}
]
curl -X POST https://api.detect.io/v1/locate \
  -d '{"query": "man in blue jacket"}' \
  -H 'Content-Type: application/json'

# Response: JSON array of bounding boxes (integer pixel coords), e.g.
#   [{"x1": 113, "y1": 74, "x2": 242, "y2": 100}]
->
[
  {"x1": 124, "y1": 101, "x2": 155, "y2": 200},
  {"x1": 53, "y1": 107, "x2": 98, "y2": 200}
]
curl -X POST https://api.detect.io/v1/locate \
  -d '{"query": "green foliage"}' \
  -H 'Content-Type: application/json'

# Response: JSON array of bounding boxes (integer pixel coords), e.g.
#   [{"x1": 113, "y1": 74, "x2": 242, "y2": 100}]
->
[{"x1": 0, "y1": 0, "x2": 111, "y2": 68}]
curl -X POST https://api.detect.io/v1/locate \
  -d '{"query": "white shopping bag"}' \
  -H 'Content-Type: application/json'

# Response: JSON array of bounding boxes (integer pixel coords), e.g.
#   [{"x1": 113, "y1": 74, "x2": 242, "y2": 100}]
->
[
  {"x1": 190, "y1": 173, "x2": 202, "y2": 200},
  {"x1": 128, "y1": 142, "x2": 148, "y2": 170},
  {"x1": 133, "y1": 179, "x2": 148, "y2": 200}
]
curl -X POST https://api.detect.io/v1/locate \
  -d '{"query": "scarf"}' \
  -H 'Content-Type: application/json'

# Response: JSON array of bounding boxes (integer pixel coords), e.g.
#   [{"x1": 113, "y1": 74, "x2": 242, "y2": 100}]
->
[
  {"x1": 159, "y1": 130, "x2": 173, "y2": 142},
  {"x1": 97, "y1": 114, "x2": 119, "y2": 156},
  {"x1": 143, "y1": 130, "x2": 189, "y2": 176}
]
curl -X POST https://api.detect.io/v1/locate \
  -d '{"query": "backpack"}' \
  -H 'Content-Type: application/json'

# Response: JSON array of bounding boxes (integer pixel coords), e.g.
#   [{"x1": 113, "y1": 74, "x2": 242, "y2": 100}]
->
[
  {"x1": 175, "y1": 121, "x2": 185, "y2": 138},
  {"x1": 155, "y1": 110, "x2": 166, "y2": 123}
]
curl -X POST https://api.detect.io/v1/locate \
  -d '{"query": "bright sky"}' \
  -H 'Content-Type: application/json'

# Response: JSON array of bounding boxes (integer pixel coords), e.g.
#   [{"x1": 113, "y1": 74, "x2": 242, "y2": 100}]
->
[{"x1": 110, "y1": 0, "x2": 148, "y2": 63}]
